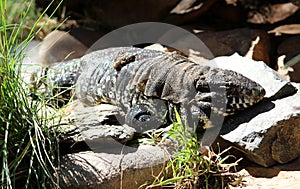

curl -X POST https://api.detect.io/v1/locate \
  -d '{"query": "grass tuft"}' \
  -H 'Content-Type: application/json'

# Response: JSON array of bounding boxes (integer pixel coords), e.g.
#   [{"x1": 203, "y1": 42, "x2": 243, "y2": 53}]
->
[
  {"x1": 0, "y1": 0, "x2": 62, "y2": 188},
  {"x1": 141, "y1": 110, "x2": 240, "y2": 189}
]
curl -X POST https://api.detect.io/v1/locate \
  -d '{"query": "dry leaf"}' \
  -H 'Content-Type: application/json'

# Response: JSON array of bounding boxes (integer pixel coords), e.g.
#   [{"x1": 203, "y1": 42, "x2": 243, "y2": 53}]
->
[
  {"x1": 268, "y1": 24, "x2": 300, "y2": 36},
  {"x1": 170, "y1": 0, "x2": 204, "y2": 14},
  {"x1": 248, "y1": 3, "x2": 299, "y2": 24}
]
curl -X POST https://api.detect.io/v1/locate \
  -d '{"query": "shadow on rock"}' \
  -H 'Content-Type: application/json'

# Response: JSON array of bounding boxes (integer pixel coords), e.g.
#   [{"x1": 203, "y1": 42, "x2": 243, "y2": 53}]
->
[{"x1": 220, "y1": 98, "x2": 275, "y2": 135}]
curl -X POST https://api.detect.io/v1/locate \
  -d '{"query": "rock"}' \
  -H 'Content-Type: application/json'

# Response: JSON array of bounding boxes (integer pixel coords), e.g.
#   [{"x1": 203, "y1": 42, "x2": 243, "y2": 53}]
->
[
  {"x1": 36, "y1": 0, "x2": 85, "y2": 19},
  {"x1": 20, "y1": 40, "x2": 43, "y2": 84},
  {"x1": 49, "y1": 0, "x2": 215, "y2": 29},
  {"x1": 205, "y1": 1, "x2": 247, "y2": 29},
  {"x1": 54, "y1": 99, "x2": 180, "y2": 188},
  {"x1": 39, "y1": 30, "x2": 88, "y2": 65},
  {"x1": 220, "y1": 83, "x2": 300, "y2": 167},
  {"x1": 59, "y1": 102, "x2": 136, "y2": 146},
  {"x1": 292, "y1": 0, "x2": 300, "y2": 6},
  {"x1": 206, "y1": 54, "x2": 295, "y2": 98},
  {"x1": 54, "y1": 99, "x2": 178, "y2": 188},
  {"x1": 84, "y1": 0, "x2": 180, "y2": 29},
  {"x1": 245, "y1": 166, "x2": 280, "y2": 178},
  {"x1": 55, "y1": 101, "x2": 174, "y2": 188},
  {"x1": 277, "y1": 35, "x2": 300, "y2": 83},
  {"x1": 144, "y1": 43, "x2": 169, "y2": 52},
  {"x1": 69, "y1": 28, "x2": 109, "y2": 48},
  {"x1": 57, "y1": 145, "x2": 167, "y2": 189},
  {"x1": 196, "y1": 28, "x2": 271, "y2": 64},
  {"x1": 205, "y1": 54, "x2": 299, "y2": 167}
]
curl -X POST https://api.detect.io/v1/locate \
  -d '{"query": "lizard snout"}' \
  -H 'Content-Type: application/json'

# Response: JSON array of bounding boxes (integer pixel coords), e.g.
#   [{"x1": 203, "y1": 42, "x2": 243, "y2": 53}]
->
[
  {"x1": 224, "y1": 77, "x2": 265, "y2": 114},
  {"x1": 204, "y1": 68, "x2": 266, "y2": 115}
]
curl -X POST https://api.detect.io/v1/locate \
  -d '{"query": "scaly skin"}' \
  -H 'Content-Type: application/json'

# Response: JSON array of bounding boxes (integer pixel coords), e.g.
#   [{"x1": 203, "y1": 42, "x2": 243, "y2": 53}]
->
[{"x1": 47, "y1": 47, "x2": 265, "y2": 132}]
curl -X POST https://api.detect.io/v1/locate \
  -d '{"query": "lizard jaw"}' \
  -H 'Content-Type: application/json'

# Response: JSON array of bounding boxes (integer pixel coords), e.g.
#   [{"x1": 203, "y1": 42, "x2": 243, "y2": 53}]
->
[
  {"x1": 226, "y1": 93, "x2": 263, "y2": 114},
  {"x1": 225, "y1": 83, "x2": 265, "y2": 114}
]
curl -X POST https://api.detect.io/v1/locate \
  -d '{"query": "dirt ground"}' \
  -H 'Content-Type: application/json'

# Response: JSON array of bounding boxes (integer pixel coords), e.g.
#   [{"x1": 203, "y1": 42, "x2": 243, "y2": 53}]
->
[{"x1": 231, "y1": 157, "x2": 300, "y2": 189}]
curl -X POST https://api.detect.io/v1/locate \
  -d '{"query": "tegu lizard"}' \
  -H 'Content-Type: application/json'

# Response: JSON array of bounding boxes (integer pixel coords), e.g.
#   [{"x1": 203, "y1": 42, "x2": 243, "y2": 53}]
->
[{"x1": 47, "y1": 47, "x2": 265, "y2": 132}]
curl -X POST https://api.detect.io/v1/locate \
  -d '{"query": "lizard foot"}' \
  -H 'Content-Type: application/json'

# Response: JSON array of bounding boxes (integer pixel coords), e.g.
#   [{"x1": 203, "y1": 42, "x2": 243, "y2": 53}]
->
[{"x1": 125, "y1": 104, "x2": 166, "y2": 133}]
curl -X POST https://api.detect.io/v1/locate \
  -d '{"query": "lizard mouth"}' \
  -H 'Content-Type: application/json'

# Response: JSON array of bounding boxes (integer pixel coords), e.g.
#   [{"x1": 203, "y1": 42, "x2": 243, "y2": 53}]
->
[
  {"x1": 225, "y1": 88, "x2": 265, "y2": 114},
  {"x1": 226, "y1": 96, "x2": 255, "y2": 114}
]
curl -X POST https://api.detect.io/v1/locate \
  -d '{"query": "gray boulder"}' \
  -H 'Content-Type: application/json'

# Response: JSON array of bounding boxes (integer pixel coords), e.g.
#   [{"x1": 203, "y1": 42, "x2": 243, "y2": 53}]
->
[
  {"x1": 57, "y1": 145, "x2": 167, "y2": 189},
  {"x1": 221, "y1": 85, "x2": 300, "y2": 167},
  {"x1": 209, "y1": 54, "x2": 299, "y2": 167},
  {"x1": 56, "y1": 102, "x2": 174, "y2": 188}
]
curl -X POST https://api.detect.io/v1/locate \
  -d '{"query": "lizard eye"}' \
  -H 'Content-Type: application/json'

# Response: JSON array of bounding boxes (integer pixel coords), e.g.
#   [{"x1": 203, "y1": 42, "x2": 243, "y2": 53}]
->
[{"x1": 134, "y1": 111, "x2": 151, "y2": 122}]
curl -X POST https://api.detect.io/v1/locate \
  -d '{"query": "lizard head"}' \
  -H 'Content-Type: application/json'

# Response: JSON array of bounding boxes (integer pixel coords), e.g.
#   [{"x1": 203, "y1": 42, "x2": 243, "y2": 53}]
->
[{"x1": 195, "y1": 67, "x2": 265, "y2": 115}]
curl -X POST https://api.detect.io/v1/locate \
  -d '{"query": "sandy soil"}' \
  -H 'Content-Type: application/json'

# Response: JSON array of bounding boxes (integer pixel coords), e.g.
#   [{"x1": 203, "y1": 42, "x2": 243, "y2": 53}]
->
[{"x1": 231, "y1": 158, "x2": 300, "y2": 189}]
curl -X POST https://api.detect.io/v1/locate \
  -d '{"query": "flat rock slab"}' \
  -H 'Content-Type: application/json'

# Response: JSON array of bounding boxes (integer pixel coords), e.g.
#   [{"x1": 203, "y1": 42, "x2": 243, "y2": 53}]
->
[
  {"x1": 206, "y1": 54, "x2": 299, "y2": 167},
  {"x1": 221, "y1": 87, "x2": 300, "y2": 167},
  {"x1": 57, "y1": 102, "x2": 175, "y2": 188},
  {"x1": 60, "y1": 102, "x2": 135, "y2": 144},
  {"x1": 57, "y1": 144, "x2": 168, "y2": 189},
  {"x1": 39, "y1": 30, "x2": 88, "y2": 66},
  {"x1": 207, "y1": 53, "x2": 297, "y2": 99}
]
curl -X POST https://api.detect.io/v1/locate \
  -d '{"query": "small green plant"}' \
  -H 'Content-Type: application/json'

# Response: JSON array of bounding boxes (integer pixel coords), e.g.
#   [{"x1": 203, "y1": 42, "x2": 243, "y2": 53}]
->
[
  {"x1": 0, "y1": 0, "x2": 62, "y2": 188},
  {"x1": 141, "y1": 110, "x2": 239, "y2": 189}
]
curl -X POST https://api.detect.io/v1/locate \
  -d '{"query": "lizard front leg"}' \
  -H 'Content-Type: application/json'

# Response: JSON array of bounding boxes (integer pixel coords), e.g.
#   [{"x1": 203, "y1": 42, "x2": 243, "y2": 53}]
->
[
  {"x1": 177, "y1": 100, "x2": 211, "y2": 134},
  {"x1": 125, "y1": 100, "x2": 168, "y2": 133}
]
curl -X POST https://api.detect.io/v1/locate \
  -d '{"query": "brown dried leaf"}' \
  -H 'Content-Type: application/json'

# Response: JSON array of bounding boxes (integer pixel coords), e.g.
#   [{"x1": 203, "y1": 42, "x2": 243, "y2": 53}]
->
[
  {"x1": 170, "y1": 0, "x2": 204, "y2": 14},
  {"x1": 248, "y1": 3, "x2": 299, "y2": 24},
  {"x1": 268, "y1": 24, "x2": 300, "y2": 36}
]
